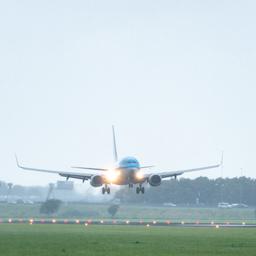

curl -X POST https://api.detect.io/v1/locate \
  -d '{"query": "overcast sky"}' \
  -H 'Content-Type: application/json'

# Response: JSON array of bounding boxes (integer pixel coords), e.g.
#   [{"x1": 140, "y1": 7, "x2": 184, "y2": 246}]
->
[{"x1": 0, "y1": 0, "x2": 255, "y2": 186}]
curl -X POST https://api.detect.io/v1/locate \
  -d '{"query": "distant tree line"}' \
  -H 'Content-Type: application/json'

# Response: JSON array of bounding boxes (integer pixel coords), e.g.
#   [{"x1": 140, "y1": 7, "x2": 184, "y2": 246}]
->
[
  {"x1": 115, "y1": 177, "x2": 256, "y2": 206},
  {"x1": 1, "y1": 177, "x2": 256, "y2": 206}
]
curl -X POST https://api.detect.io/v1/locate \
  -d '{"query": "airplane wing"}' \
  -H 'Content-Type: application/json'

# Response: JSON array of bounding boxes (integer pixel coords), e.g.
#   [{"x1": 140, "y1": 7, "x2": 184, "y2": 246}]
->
[
  {"x1": 145, "y1": 154, "x2": 223, "y2": 179},
  {"x1": 146, "y1": 163, "x2": 220, "y2": 179},
  {"x1": 15, "y1": 156, "x2": 94, "y2": 181}
]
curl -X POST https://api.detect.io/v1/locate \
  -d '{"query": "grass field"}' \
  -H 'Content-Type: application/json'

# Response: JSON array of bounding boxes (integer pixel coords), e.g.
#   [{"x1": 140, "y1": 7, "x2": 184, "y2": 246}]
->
[
  {"x1": 1, "y1": 203, "x2": 256, "y2": 223},
  {"x1": 0, "y1": 224, "x2": 256, "y2": 256}
]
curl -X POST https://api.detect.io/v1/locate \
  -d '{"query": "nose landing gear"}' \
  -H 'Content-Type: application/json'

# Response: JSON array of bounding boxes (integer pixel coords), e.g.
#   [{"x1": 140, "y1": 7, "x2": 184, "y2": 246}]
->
[{"x1": 136, "y1": 184, "x2": 145, "y2": 194}]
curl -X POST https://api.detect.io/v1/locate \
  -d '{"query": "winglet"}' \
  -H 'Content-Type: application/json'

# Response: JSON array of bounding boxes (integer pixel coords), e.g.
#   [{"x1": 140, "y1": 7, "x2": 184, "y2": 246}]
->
[
  {"x1": 15, "y1": 154, "x2": 21, "y2": 168},
  {"x1": 220, "y1": 151, "x2": 224, "y2": 166}
]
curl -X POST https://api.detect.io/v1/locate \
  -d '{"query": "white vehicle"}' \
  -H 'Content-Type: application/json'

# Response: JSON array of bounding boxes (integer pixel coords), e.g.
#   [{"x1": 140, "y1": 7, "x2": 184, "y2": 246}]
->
[
  {"x1": 218, "y1": 202, "x2": 232, "y2": 208},
  {"x1": 163, "y1": 202, "x2": 177, "y2": 207}
]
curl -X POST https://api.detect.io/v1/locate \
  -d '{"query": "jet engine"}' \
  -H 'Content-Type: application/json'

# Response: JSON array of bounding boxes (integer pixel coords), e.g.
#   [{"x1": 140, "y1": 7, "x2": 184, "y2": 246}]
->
[
  {"x1": 148, "y1": 174, "x2": 162, "y2": 186},
  {"x1": 90, "y1": 175, "x2": 103, "y2": 187}
]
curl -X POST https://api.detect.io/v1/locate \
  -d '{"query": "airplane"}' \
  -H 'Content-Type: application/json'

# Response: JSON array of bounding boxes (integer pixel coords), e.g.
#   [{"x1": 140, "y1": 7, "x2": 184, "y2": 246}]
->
[{"x1": 16, "y1": 126, "x2": 222, "y2": 194}]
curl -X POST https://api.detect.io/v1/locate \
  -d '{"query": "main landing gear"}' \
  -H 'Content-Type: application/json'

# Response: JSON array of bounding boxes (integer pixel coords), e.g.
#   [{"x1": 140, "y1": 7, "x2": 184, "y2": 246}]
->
[
  {"x1": 102, "y1": 185, "x2": 110, "y2": 194},
  {"x1": 136, "y1": 184, "x2": 145, "y2": 194}
]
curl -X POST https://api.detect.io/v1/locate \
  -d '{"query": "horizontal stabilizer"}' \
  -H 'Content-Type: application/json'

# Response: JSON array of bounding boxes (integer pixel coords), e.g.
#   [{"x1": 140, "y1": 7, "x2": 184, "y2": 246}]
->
[
  {"x1": 71, "y1": 166, "x2": 108, "y2": 171},
  {"x1": 140, "y1": 165, "x2": 155, "y2": 169}
]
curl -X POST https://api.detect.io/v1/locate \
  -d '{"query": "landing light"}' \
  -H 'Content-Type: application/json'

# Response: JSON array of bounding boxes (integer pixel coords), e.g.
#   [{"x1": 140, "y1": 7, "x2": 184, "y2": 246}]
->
[
  {"x1": 105, "y1": 170, "x2": 120, "y2": 182},
  {"x1": 135, "y1": 171, "x2": 144, "y2": 180}
]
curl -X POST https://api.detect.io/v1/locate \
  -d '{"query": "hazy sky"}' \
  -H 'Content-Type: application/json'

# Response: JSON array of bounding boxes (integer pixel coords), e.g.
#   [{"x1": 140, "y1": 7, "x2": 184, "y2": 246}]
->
[{"x1": 0, "y1": 1, "x2": 255, "y2": 186}]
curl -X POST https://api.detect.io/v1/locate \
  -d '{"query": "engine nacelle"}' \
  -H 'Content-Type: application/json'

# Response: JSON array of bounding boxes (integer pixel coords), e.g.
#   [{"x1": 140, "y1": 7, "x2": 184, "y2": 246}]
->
[
  {"x1": 90, "y1": 175, "x2": 103, "y2": 187},
  {"x1": 148, "y1": 174, "x2": 162, "y2": 186}
]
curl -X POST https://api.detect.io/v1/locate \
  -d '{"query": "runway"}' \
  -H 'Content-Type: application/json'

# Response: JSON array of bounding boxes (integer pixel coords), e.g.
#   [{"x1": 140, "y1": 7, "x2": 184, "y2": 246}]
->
[{"x1": 2, "y1": 218, "x2": 256, "y2": 228}]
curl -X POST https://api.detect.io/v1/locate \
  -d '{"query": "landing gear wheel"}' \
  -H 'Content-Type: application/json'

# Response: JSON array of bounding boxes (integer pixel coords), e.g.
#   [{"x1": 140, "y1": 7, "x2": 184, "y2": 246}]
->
[
  {"x1": 102, "y1": 187, "x2": 105, "y2": 194},
  {"x1": 107, "y1": 187, "x2": 110, "y2": 194},
  {"x1": 141, "y1": 187, "x2": 145, "y2": 194},
  {"x1": 136, "y1": 187, "x2": 140, "y2": 194}
]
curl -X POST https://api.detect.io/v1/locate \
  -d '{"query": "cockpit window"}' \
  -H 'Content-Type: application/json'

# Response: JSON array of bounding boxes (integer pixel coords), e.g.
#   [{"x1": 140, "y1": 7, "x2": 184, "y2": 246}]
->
[{"x1": 119, "y1": 157, "x2": 140, "y2": 167}]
